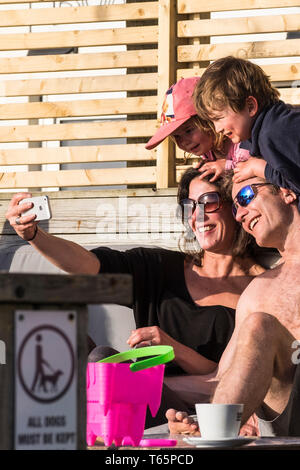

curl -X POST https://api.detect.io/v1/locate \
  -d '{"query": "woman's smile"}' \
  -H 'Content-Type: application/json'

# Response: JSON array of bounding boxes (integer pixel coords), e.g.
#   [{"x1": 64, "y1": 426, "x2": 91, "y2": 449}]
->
[
  {"x1": 188, "y1": 176, "x2": 237, "y2": 254},
  {"x1": 197, "y1": 224, "x2": 216, "y2": 234}
]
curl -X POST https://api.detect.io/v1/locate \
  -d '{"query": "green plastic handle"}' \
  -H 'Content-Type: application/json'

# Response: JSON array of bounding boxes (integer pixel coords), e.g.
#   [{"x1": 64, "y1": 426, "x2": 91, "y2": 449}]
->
[{"x1": 97, "y1": 345, "x2": 175, "y2": 372}]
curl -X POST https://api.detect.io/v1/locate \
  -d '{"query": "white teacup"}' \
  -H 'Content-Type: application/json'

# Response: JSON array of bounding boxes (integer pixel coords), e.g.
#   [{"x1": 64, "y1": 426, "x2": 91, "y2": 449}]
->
[{"x1": 195, "y1": 403, "x2": 244, "y2": 439}]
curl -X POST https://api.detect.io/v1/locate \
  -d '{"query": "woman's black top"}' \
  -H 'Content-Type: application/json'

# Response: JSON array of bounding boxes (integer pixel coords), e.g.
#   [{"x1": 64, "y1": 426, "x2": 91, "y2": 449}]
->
[{"x1": 91, "y1": 247, "x2": 235, "y2": 370}]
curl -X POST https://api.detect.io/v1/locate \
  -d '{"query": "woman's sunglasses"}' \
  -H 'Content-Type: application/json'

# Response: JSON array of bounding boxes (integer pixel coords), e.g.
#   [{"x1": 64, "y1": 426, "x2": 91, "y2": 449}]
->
[
  {"x1": 232, "y1": 183, "x2": 274, "y2": 219},
  {"x1": 180, "y1": 191, "x2": 222, "y2": 221}
]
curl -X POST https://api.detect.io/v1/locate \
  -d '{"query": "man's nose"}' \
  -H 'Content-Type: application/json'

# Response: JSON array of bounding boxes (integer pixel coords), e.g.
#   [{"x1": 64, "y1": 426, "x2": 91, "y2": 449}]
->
[{"x1": 235, "y1": 205, "x2": 248, "y2": 224}]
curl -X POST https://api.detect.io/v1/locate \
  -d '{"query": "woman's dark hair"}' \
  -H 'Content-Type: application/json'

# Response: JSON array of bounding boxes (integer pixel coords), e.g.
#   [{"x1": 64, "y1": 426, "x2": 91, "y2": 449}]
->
[{"x1": 177, "y1": 166, "x2": 255, "y2": 265}]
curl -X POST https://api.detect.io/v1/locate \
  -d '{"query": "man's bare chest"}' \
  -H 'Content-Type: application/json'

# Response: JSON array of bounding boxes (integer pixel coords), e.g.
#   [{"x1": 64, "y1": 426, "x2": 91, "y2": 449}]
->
[{"x1": 249, "y1": 267, "x2": 300, "y2": 336}]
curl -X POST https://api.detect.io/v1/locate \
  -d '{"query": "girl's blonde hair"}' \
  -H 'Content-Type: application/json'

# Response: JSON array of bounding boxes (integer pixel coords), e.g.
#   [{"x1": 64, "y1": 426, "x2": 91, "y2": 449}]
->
[{"x1": 192, "y1": 115, "x2": 227, "y2": 154}]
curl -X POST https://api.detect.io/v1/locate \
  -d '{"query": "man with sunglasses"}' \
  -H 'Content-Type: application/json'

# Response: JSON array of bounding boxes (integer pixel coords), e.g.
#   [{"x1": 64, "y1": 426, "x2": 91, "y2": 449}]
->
[
  {"x1": 168, "y1": 176, "x2": 300, "y2": 436},
  {"x1": 211, "y1": 175, "x2": 300, "y2": 436}
]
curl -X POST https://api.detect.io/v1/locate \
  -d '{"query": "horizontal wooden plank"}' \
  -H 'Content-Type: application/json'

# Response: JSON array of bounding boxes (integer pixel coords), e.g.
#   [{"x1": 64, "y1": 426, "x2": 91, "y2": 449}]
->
[
  {"x1": 0, "y1": 0, "x2": 296, "y2": 6},
  {"x1": 177, "y1": 62, "x2": 300, "y2": 82},
  {"x1": 0, "y1": 188, "x2": 182, "y2": 246},
  {"x1": 0, "y1": 50, "x2": 158, "y2": 74},
  {"x1": 176, "y1": 166, "x2": 193, "y2": 182},
  {"x1": 0, "y1": 26, "x2": 158, "y2": 52},
  {"x1": 0, "y1": 164, "x2": 180, "y2": 189},
  {"x1": 279, "y1": 87, "x2": 300, "y2": 104},
  {"x1": 0, "y1": 0, "x2": 89, "y2": 4},
  {"x1": 175, "y1": 148, "x2": 200, "y2": 164},
  {"x1": 0, "y1": 221, "x2": 182, "y2": 237},
  {"x1": 0, "y1": 166, "x2": 157, "y2": 188},
  {"x1": 178, "y1": 38, "x2": 300, "y2": 62},
  {"x1": 0, "y1": 195, "x2": 182, "y2": 234},
  {"x1": 0, "y1": 189, "x2": 181, "y2": 248},
  {"x1": 0, "y1": 96, "x2": 158, "y2": 120},
  {"x1": 177, "y1": 0, "x2": 300, "y2": 14},
  {"x1": 0, "y1": 272, "x2": 133, "y2": 305},
  {"x1": 0, "y1": 2, "x2": 158, "y2": 27},
  {"x1": 0, "y1": 144, "x2": 156, "y2": 166},
  {"x1": 0, "y1": 119, "x2": 157, "y2": 143},
  {"x1": 178, "y1": 14, "x2": 300, "y2": 37},
  {"x1": 0, "y1": 233, "x2": 180, "y2": 250},
  {"x1": 1, "y1": 73, "x2": 158, "y2": 97},
  {"x1": 171, "y1": 83, "x2": 299, "y2": 105},
  {"x1": 0, "y1": 187, "x2": 177, "y2": 200}
]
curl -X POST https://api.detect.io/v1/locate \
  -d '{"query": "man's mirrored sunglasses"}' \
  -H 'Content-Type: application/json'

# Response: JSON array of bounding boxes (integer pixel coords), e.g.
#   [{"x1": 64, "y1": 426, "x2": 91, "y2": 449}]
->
[{"x1": 232, "y1": 183, "x2": 274, "y2": 219}]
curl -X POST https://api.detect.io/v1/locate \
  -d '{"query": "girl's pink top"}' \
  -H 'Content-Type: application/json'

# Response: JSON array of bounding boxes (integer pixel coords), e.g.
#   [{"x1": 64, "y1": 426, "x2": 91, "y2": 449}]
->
[
  {"x1": 202, "y1": 143, "x2": 250, "y2": 169},
  {"x1": 225, "y1": 142, "x2": 250, "y2": 169}
]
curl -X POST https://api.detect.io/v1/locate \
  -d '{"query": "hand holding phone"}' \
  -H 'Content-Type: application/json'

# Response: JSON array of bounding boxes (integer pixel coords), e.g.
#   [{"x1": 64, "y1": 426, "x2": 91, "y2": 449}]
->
[{"x1": 19, "y1": 196, "x2": 52, "y2": 221}]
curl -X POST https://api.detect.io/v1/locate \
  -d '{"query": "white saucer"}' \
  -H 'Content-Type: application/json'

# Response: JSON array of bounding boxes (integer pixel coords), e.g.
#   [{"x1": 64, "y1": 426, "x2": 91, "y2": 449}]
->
[{"x1": 183, "y1": 436, "x2": 256, "y2": 449}]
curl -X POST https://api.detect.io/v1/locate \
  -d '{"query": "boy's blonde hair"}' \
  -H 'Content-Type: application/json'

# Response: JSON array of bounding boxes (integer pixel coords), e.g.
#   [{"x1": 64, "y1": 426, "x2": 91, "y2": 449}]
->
[{"x1": 193, "y1": 56, "x2": 280, "y2": 119}]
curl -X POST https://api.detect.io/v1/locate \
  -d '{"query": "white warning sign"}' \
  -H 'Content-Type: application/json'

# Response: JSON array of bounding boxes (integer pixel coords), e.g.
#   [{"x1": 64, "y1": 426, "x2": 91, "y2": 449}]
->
[{"x1": 15, "y1": 310, "x2": 77, "y2": 450}]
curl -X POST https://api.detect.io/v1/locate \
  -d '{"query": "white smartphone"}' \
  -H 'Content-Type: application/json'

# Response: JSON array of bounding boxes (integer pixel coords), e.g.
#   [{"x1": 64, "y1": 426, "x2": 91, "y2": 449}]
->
[{"x1": 19, "y1": 196, "x2": 52, "y2": 221}]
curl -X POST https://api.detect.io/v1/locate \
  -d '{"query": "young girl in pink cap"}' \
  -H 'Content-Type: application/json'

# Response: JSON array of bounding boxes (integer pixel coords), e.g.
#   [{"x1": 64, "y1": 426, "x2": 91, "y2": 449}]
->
[{"x1": 146, "y1": 77, "x2": 250, "y2": 181}]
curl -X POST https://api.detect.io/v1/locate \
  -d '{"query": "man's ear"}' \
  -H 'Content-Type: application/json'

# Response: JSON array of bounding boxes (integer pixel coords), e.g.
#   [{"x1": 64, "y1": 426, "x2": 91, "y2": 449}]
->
[
  {"x1": 246, "y1": 96, "x2": 258, "y2": 117},
  {"x1": 280, "y1": 188, "x2": 298, "y2": 205}
]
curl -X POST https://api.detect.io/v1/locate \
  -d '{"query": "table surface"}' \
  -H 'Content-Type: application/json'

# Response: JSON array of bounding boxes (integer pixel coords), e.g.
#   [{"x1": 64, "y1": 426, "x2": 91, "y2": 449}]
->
[{"x1": 88, "y1": 433, "x2": 300, "y2": 451}]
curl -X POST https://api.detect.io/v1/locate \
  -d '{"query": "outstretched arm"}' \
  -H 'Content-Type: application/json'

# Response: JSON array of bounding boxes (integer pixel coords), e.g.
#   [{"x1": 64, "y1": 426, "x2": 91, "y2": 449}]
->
[{"x1": 6, "y1": 192, "x2": 100, "y2": 274}]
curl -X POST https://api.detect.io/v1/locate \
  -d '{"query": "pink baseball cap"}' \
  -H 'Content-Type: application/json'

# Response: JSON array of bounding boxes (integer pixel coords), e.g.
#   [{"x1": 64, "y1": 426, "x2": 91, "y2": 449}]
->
[{"x1": 145, "y1": 77, "x2": 200, "y2": 150}]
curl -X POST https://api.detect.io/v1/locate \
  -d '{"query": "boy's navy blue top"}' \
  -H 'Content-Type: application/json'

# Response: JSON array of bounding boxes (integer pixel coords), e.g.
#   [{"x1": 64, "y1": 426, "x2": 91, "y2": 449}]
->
[{"x1": 240, "y1": 100, "x2": 300, "y2": 211}]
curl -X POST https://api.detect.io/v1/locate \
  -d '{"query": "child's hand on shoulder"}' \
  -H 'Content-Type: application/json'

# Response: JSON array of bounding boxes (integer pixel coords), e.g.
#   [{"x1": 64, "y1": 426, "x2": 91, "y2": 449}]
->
[
  {"x1": 195, "y1": 158, "x2": 226, "y2": 182},
  {"x1": 233, "y1": 158, "x2": 266, "y2": 183}
]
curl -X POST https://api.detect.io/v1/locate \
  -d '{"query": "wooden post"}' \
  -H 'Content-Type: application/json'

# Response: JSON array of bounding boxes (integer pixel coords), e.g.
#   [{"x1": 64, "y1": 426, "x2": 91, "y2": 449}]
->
[
  {"x1": 0, "y1": 272, "x2": 132, "y2": 450},
  {"x1": 156, "y1": 0, "x2": 177, "y2": 189}
]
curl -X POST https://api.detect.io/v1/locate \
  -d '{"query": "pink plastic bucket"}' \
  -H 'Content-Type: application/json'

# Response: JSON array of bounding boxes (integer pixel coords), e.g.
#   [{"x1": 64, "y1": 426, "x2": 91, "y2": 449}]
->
[{"x1": 86, "y1": 346, "x2": 174, "y2": 447}]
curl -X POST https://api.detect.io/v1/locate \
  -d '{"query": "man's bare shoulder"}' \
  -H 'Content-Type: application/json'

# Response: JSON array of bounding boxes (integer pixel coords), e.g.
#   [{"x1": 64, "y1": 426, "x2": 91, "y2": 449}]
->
[
  {"x1": 237, "y1": 258, "x2": 300, "y2": 337},
  {"x1": 236, "y1": 264, "x2": 283, "y2": 321}
]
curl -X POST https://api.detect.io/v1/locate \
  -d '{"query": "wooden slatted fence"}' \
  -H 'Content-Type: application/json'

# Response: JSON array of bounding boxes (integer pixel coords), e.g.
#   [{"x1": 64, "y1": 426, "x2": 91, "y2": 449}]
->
[
  {"x1": 0, "y1": 0, "x2": 299, "y2": 246},
  {"x1": 0, "y1": 0, "x2": 175, "y2": 191}
]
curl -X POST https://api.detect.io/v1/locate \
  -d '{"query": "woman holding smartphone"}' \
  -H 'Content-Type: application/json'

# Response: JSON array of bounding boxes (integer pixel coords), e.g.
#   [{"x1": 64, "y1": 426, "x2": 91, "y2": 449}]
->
[{"x1": 6, "y1": 166, "x2": 264, "y2": 427}]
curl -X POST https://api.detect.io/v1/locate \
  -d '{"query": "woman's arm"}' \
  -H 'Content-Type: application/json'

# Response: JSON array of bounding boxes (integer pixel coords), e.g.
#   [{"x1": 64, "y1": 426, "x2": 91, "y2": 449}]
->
[
  {"x1": 127, "y1": 326, "x2": 217, "y2": 375},
  {"x1": 6, "y1": 192, "x2": 100, "y2": 274},
  {"x1": 171, "y1": 338, "x2": 217, "y2": 374},
  {"x1": 30, "y1": 227, "x2": 100, "y2": 274}
]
